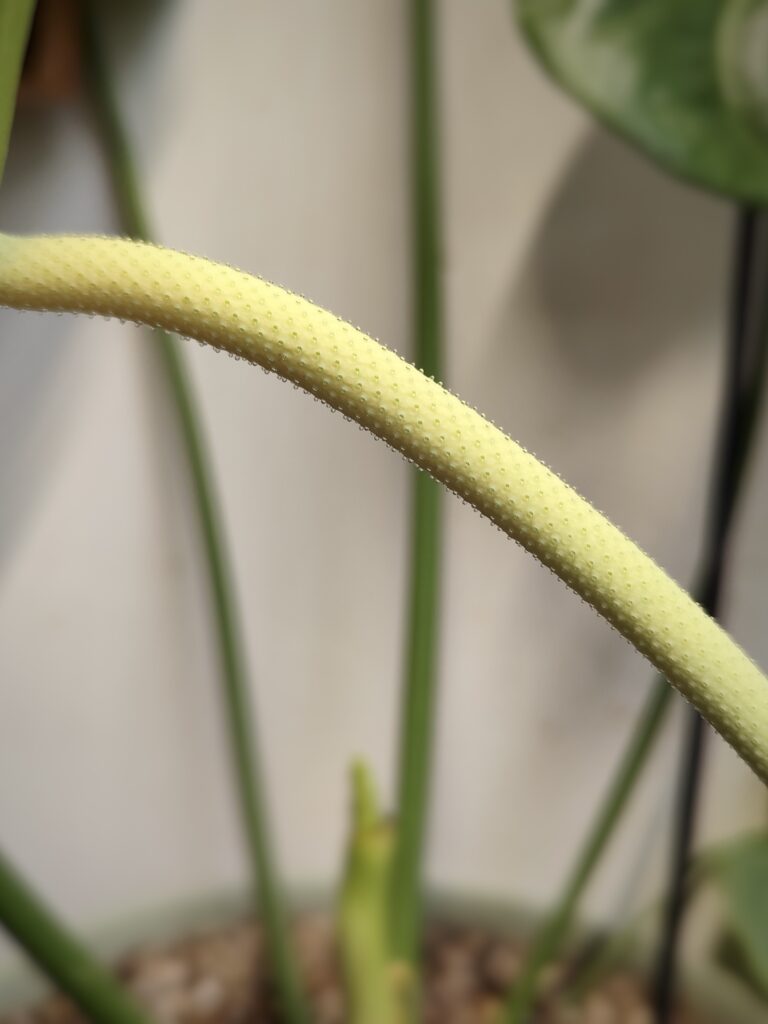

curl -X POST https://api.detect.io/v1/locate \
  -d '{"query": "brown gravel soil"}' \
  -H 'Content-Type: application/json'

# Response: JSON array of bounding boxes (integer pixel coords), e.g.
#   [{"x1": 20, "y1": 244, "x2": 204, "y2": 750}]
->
[{"x1": 0, "y1": 915, "x2": 710, "y2": 1024}]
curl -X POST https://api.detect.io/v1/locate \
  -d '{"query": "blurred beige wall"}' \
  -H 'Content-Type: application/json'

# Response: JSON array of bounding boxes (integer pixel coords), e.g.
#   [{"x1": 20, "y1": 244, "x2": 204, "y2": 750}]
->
[{"x1": 1, "y1": 0, "x2": 766, "y2": 989}]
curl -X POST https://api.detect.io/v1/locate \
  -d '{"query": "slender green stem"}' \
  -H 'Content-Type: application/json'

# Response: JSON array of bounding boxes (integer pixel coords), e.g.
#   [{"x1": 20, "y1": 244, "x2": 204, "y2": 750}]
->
[
  {"x1": 566, "y1": 902, "x2": 659, "y2": 1007},
  {"x1": 81, "y1": 13, "x2": 308, "y2": 1024},
  {"x1": 0, "y1": 849, "x2": 153, "y2": 1024},
  {"x1": 505, "y1": 678, "x2": 672, "y2": 1022},
  {"x1": 391, "y1": 0, "x2": 444, "y2": 969},
  {"x1": 567, "y1": 851, "x2": 710, "y2": 1006},
  {"x1": 409, "y1": 0, "x2": 442, "y2": 383}
]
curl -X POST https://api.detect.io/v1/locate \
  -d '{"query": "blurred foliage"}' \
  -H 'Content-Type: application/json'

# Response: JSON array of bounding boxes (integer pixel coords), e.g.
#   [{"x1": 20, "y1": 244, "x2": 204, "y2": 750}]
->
[
  {"x1": 702, "y1": 833, "x2": 768, "y2": 1000},
  {"x1": 0, "y1": 0, "x2": 34, "y2": 183},
  {"x1": 515, "y1": 0, "x2": 768, "y2": 204}
]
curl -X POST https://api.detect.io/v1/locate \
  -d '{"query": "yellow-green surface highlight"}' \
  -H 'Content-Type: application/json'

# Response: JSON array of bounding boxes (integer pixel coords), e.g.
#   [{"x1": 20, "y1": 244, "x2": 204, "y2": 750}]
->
[{"x1": 1, "y1": 231, "x2": 767, "y2": 782}]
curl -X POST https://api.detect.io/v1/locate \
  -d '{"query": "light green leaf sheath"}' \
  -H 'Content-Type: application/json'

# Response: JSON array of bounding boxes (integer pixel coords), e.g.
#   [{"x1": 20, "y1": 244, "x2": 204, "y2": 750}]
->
[{"x1": 1, "y1": 232, "x2": 767, "y2": 782}]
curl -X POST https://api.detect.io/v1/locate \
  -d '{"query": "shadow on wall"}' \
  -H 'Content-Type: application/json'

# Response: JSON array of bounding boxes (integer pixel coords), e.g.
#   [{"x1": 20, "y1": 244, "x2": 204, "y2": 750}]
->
[
  {"x1": 484, "y1": 127, "x2": 730, "y2": 448},
  {"x1": 515, "y1": 127, "x2": 730, "y2": 386},
  {"x1": 483, "y1": 125, "x2": 731, "y2": 512}
]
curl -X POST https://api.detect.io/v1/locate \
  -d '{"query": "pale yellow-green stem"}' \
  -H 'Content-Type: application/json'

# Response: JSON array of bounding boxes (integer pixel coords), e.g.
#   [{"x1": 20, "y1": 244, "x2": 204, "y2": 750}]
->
[
  {"x1": 338, "y1": 763, "x2": 412, "y2": 1024},
  {"x1": 1, "y1": 232, "x2": 767, "y2": 783}
]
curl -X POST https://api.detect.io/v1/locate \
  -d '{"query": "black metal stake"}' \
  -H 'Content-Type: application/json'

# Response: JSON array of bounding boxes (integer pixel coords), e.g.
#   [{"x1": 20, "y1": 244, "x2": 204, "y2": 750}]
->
[{"x1": 653, "y1": 206, "x2": 766, "y2": 1022}]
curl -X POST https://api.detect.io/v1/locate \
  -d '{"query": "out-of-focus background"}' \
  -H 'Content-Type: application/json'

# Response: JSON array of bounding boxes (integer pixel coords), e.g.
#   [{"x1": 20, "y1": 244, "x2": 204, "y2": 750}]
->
[{"x1": 1, "y1": 0, "x2": 766, "y2": 987}]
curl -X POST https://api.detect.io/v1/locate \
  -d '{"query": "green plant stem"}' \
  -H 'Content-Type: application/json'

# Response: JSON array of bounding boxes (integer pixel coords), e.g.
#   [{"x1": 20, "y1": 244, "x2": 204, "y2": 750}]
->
[
  {"x1": 340, "y1": 764, "x2": 411, "y2": 1024},
  {"x1": 0, "y1": 849, "x2": 153, "y2": 1024},
  {"x1": 505, "y1": 678, "x2": 672, "y2": 1022},
  {"x1": 566, "y1": 901, "x2": 659, "y2": 1007},
  {"x1": 567, "y1": 850, "x2": 716, "y2": 1007},
  {"x1": 81, "y1": 13, "x2": 308, "y2": 1024},
  {"x1": 0, "y1": 0, "x2": 34, "y2": 184},
  {"x1": 391, "y1": 0, "x2": 443, "y2": 970}
]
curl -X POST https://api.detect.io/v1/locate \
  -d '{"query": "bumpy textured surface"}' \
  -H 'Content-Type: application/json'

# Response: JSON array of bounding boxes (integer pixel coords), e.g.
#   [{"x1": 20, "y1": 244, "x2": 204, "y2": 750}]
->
[{"x1": 1, "y1": 232, "x2": 767, "y2": 782}]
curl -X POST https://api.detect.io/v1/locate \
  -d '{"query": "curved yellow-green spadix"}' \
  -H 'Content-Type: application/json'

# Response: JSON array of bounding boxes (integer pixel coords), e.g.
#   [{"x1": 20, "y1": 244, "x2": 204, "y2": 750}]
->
[{"x1": 1, "y1": 232, "x2": 767, "y2": 782}]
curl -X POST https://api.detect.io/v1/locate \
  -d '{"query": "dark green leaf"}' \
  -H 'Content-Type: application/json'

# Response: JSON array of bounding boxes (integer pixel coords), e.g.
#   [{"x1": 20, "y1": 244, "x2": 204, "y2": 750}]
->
[
  {"x1": 515, "y1": 0, "x2": 768, "y2": 204},
  {"x1": 702, "y1": 832, "x2": 768, "y2": 999},
  {"x1": 0, "y1": 0, "x2": 35, "y2": 185}
]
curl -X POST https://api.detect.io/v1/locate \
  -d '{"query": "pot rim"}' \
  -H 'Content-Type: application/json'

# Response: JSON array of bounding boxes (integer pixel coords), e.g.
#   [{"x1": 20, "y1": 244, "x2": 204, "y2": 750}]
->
[{"x1": 0, "y1": 884, "x2": 764, "y2": 1022}]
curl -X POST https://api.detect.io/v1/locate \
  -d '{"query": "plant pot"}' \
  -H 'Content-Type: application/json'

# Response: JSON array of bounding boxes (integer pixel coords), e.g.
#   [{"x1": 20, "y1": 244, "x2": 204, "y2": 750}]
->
[{"x1": 0, "y1": 887, "x2": 764, "y2": 1023}]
